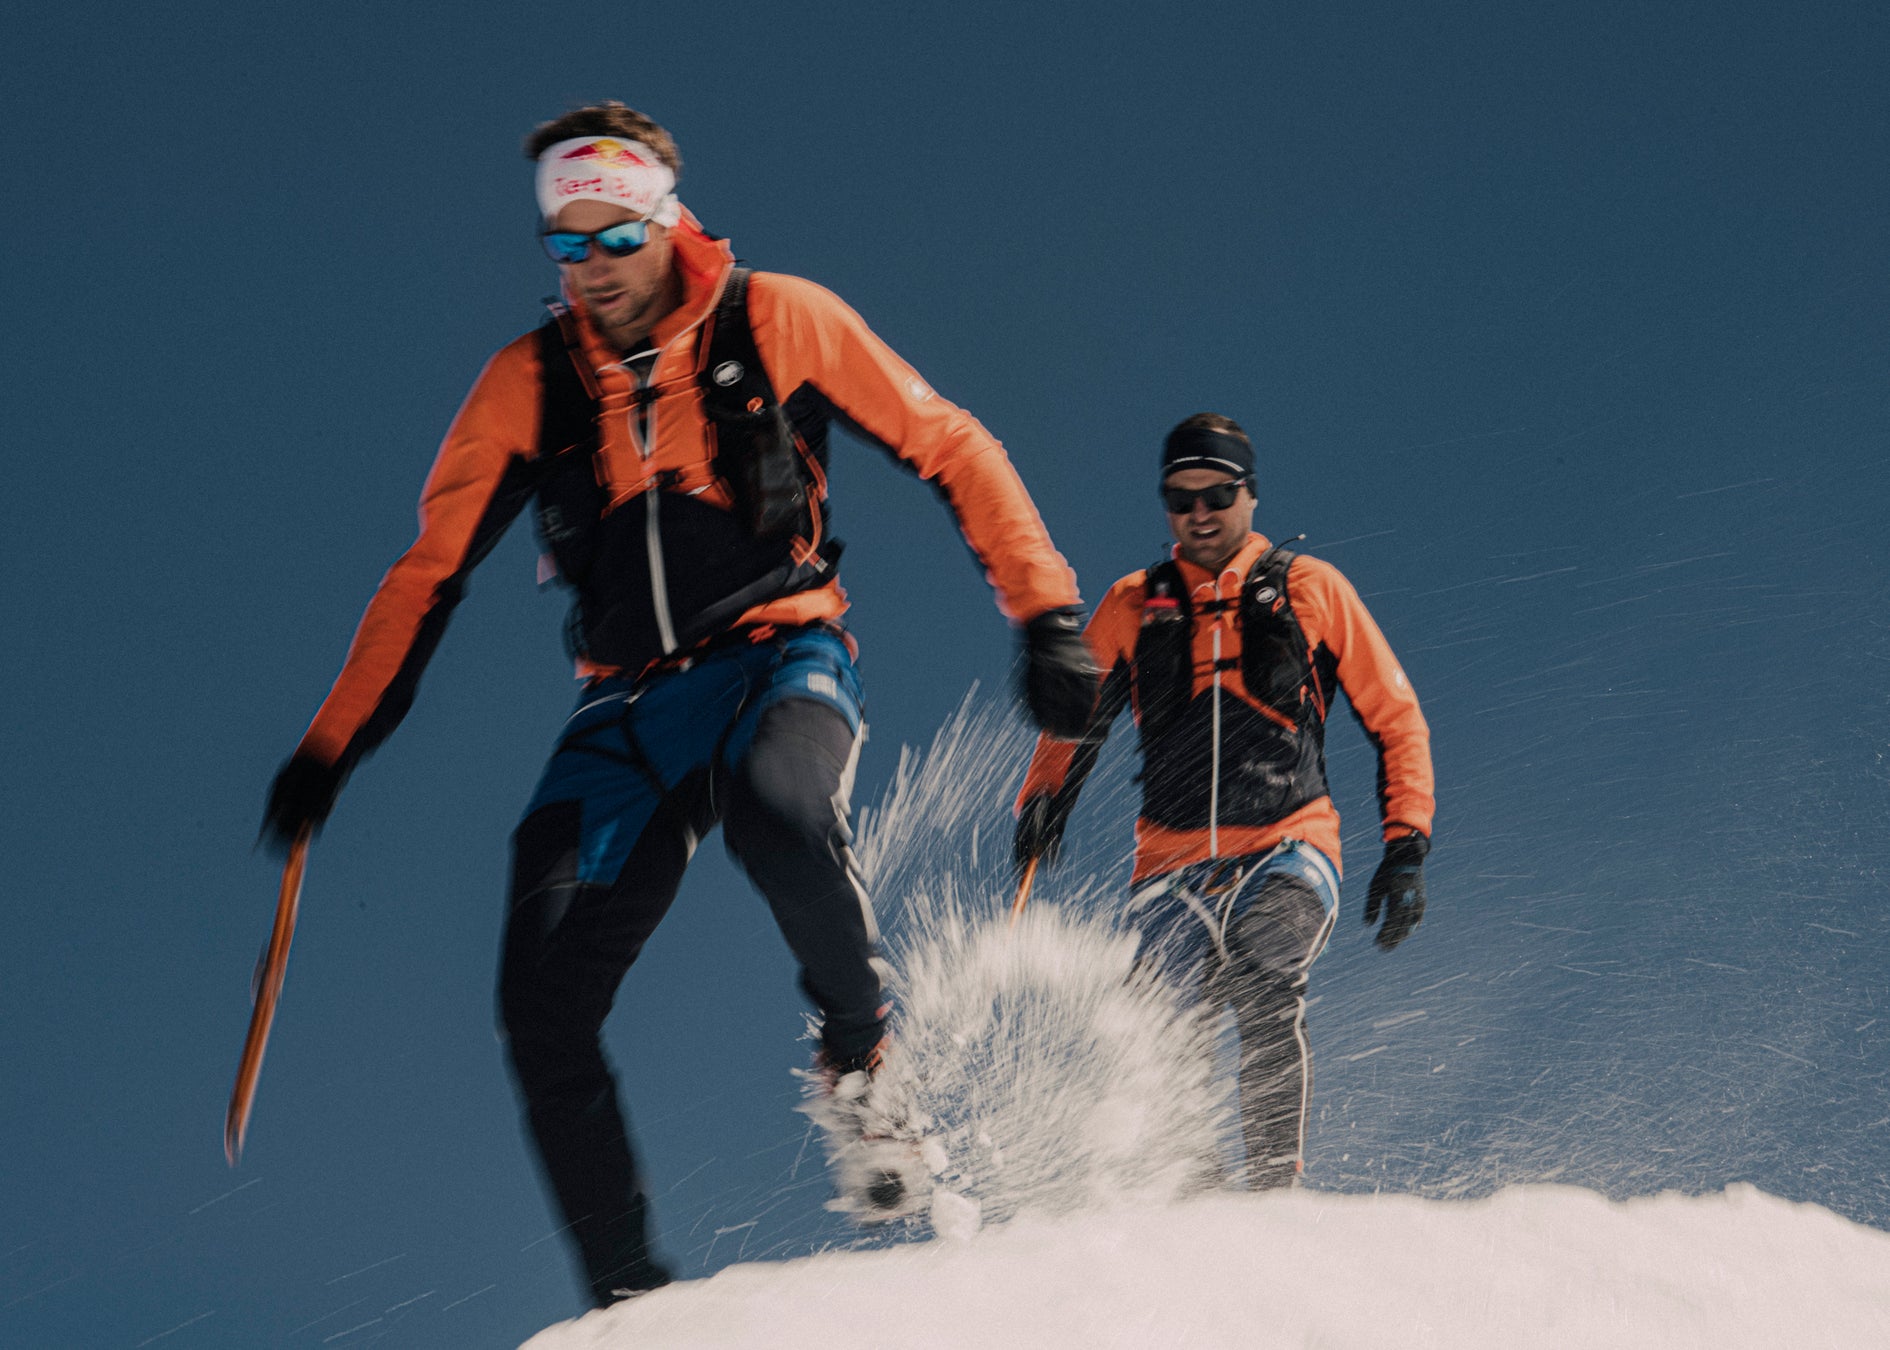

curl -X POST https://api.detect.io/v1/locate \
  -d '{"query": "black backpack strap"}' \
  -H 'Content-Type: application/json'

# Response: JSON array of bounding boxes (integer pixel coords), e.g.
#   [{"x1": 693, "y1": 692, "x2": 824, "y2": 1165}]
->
[
  {"x1": 697, "y1": 268, "x2": 782, "y2": 415},
  {"x1": 1248, "y1": 540, "x2": 1295, "y2": 598},
  {"x1": 1240, "y1": 538, "x2": 1317, "y2": 725},
  {"x1": 1132, "y1": 557, "x2": 1194, "y2": 739},
  {"x1": 534, "y1": 306, "x2": 600, "y2": 459},
  {"x1": 531, "y1": 306, "x2": 609, "y2": 592},
  {"x1": 697, "y1": 268, "x2": 817, "y2": 541}
]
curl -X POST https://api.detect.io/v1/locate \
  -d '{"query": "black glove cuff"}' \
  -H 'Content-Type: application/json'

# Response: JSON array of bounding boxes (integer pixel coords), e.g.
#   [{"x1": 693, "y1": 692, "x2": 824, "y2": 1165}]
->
[
  {"x1": 265, "y1": 753, "x2": 347, "y2": 836},
  {"x1": 1383, "y1": 831, "x2": 1430, "y2": 869},
  {"x1": 1015, "y1": 791, "x2": 1070, "y2": 865},
  {"x1": 1025, "y1": 607, "x2": 1086, "y2": 643}
]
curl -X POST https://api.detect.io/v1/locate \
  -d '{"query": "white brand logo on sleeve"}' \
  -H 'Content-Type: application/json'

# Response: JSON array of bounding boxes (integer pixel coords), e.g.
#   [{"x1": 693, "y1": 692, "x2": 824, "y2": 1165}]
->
[{"x1": 712, "y1": 361, "x2": 745, "y2": 387}]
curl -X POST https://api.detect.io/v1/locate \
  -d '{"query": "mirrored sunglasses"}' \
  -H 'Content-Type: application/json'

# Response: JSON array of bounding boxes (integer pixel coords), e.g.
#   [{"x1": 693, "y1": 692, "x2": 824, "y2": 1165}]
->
[{"x1": 540, "y1": 219, "x2": 653, "y2": 264}]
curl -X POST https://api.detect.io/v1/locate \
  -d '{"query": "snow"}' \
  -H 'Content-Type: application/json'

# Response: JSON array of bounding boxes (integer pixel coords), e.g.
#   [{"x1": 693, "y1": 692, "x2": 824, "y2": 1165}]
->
[
  {"x1": 519, "y1": 695, "x2": 1890, "y2": 1346},
  {"x1": 521, "y1": 1183, "x2": 1890, "y2": 1348},
  {"x1": 839, "y1": 697, "x2": 1225, "y2": 1226}
]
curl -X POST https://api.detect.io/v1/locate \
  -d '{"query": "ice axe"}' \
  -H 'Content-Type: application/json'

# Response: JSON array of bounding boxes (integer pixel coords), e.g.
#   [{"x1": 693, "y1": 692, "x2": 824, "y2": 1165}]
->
[
  {"x1": 225, "y1": 828, "x2": 310, "y2": 1165},
  {"x1": 1008, "y1": 855, "x2": 1040, "y2": 929}
]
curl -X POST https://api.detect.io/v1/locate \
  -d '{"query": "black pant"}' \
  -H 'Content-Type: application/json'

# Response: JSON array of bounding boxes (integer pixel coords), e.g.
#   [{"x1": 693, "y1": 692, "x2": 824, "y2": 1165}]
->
[
  {"x1": 498, "y1": 671, "x2": 883, "y2": 1306},
  {"x1": 1202, "y1": 873, "x2": 1334, "y2": 1189}
]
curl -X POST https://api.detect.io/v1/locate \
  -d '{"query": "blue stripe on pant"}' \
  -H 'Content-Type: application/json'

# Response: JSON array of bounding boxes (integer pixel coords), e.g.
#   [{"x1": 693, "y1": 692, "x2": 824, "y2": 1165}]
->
[
  {"x1": 1128, "y1": 841, "x2": 1340, "y2": 1189},
  {"x1": 497, "y1": 626, "x2": 883, "y2": 1305}
]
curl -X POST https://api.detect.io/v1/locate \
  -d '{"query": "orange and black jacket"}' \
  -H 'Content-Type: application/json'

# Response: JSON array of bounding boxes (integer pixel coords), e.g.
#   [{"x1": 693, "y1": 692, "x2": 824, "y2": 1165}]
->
[
  {"x1": 1018, "y1": 532, "x2": 1434, "y2": 883},
  {"x1": 296, "y1": 216, "x2": 1079, "y2": 774}
]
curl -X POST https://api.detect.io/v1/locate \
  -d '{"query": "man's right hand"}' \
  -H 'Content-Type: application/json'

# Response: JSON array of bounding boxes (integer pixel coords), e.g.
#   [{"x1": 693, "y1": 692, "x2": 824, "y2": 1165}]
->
[
  {"x1": 260, "y1": 754, "x2": 345, "y2": 857},
  {"x1": 1021, "y1": 607, "x2": 1099, "y2": 739},
  {"x1": 1014, "y1": 792, "x2": 1072, "y2": 877}
]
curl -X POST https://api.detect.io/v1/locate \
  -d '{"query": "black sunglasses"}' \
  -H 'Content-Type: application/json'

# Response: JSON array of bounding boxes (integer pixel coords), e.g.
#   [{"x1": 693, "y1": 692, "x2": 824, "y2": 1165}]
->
[{"x1": 1160, "y1": 481, "x2": 1246, "y2": 514}]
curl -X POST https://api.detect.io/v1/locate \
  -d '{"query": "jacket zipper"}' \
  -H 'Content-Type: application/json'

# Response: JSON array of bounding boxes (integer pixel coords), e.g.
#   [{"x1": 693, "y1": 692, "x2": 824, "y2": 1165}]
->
[
  {"x1": 612, "y1": 269, "x2": 741, "y2": 659},
  {"x1": 1209, "y1": 621, "x2": 1223, "y2": 859},
  {"x1": 645, "y1": 490, "x2": 676, "y2": 655},
  {"x1": 1205, "y1": 560, "x2": 1246, "y2": 859},
  {"x1": 622, "y1": 349, "x2": 677, "y2": 655}
]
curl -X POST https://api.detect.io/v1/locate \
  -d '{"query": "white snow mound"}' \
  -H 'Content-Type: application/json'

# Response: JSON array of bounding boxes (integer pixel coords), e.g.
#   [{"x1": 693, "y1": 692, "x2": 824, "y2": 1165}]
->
[{"x1": 522, "y1": 1183, "x2": 1890, "y2": 1349}]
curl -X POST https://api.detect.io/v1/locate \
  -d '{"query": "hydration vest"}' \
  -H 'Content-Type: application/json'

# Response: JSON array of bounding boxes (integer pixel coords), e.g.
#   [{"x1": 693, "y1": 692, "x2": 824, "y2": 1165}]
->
[
  {"x1": 530, "y1": 267, "x2": 841, "y2": 668},
  {"x1": 1130, "y1": 542, "x2": 1332, "y2": 831}
]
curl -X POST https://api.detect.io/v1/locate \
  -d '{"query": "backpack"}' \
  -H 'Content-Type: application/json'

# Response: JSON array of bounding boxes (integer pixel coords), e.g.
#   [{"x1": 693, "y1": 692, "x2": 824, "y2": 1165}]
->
[
  {"x1": 1133, "y1": 539, "x2": 1320, "y2": 739},
  {"x1": 528, "y1": 267, "x2": 839, "y2": 663}
]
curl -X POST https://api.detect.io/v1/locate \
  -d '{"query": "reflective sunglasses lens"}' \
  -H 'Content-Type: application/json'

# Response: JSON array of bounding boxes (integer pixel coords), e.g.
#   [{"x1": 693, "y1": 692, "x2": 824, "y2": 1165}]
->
[
  {"x1": 594, "y1": 221, "x2": 651, "y2": 256},
  {"x1": 542, "y1": 232, "x2": 591, "y2": 264}
]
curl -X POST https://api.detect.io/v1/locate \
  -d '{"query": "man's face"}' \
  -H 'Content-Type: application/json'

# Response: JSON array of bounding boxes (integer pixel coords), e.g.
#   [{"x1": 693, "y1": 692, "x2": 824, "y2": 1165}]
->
[
  {"x1": 1163, "y1": 468, "x2": 1255, "y2": 572},
  {"x1": 549, "y1": 198, "x2": 676, "y2": 349}
]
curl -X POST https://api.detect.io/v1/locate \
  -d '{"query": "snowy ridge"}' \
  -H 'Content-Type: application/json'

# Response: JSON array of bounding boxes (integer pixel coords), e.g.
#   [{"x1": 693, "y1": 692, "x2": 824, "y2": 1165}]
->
[
  {"x1": 520, "y1": 694, "x2": 1890, "y2": 1345},
  {"x1": 522, "y1": 1184, "x2": 1890, "y2": 1348}
]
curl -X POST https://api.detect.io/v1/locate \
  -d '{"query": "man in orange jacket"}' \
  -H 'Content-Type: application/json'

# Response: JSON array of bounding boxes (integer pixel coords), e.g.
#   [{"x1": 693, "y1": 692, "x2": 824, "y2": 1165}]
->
[
  {"x1": 1014, "y1": 412, "x2": 1434, "y2": 1190},
  {"x1": 259, "y1": 103, "x2": 1094, "y2": 1305}
]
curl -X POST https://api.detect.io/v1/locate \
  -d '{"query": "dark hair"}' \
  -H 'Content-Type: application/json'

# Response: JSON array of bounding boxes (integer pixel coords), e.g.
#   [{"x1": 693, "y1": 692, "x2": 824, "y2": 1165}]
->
[
  {"x1": 1167, "y1": 411, "x2": 1250, "y2": 448},
  {"x1": 524, "y1": 102, "x2": 682, "y2": 175}
]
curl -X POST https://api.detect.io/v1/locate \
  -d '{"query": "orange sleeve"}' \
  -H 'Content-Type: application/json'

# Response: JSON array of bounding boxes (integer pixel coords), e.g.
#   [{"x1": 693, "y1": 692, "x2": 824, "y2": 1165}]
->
[
  {"x1": 1016, "y1": 575, "x2": 1144, "y2": 806},
  {"x1": 296, "y1": 335, "x2": 545, "y2": 770},
  {"x1": 1289, "y1": 556, "x2": 1436, "y2": 840},
  {"x1": 746, "y1": 272, "x2": 1080, "y2": 623}
]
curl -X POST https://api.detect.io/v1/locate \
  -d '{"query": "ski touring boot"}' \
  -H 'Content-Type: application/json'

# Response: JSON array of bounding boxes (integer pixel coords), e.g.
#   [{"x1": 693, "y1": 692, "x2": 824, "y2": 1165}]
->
[{"x1": 798, "y1": 1040, "x2": 941, "y2": 1223}]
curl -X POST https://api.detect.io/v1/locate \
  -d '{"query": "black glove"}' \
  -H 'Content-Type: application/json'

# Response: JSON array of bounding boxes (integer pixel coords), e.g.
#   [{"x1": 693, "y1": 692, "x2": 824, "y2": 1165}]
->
[
  {"x1": 1014, "y1": 792, "x2": 1073, "y2": 877},
  {"x1": 260, "y1": 753, "x2": 346, "y2": 856},
  {"x1": 1021, "y1": 607, "x2": 1099, "y2": 739},
  {"x1": 1365, "y1": 832, "x2": 1429, "y2": 951}
]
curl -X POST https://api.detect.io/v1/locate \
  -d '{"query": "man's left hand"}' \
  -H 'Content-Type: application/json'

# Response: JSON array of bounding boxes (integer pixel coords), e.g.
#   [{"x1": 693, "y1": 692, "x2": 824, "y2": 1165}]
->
[
  {"x1": 1021, "y1": 607, "x2": 1098, "y2": 739},
  {"x1": 1365, "y1": 832, "x2": 1429, "y2": 950}
]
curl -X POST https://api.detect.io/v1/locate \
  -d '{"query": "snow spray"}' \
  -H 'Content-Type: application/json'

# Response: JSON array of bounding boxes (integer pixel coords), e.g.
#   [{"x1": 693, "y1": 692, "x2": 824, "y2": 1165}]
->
[{"x1": 845, "y1": 694, "x2": 1229, "y2": 1231}]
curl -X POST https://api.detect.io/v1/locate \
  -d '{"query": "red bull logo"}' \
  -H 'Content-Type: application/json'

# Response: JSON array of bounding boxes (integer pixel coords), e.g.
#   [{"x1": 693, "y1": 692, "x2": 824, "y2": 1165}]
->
[{"x1": 557, "y1": 138, "x2": 652, "y2": 169}]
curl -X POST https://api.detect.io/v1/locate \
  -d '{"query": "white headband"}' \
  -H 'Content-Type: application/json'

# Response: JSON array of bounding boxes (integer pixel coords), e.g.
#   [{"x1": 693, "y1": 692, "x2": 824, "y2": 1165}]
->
[{"x1": 535, "y1": 136, "x2": 682, "y2": 226}]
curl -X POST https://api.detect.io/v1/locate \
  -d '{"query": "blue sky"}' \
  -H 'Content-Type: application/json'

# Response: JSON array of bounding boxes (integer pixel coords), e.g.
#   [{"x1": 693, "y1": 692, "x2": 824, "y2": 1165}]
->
[{"x1": 3, "y1": 3, "x2": 1887, "y2": 1346}]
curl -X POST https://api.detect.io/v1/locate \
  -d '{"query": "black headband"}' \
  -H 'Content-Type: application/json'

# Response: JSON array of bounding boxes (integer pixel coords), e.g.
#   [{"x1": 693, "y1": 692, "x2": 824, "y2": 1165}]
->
[{"x1": 1161, "y1": 426, "x2": 1254, "y2": 481}]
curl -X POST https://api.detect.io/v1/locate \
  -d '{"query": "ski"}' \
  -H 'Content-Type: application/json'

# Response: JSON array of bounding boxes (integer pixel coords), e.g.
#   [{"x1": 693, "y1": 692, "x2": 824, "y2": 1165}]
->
[{"x1": 224, "y1": 829, "x2": 310, "y2": 1165}]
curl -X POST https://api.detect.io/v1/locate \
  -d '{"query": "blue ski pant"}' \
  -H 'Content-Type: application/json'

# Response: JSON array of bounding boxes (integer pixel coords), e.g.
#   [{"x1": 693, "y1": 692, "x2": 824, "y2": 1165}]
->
[
  {"x1": 496, "y1": 625, "x2": 884, "y2": 1305},
  {"x1": 1129, "y1": 840, "x2": 1340, "y2": 1188}
]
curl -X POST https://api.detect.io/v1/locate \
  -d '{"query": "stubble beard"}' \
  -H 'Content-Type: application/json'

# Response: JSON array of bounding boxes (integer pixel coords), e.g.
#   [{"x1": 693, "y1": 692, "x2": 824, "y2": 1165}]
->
[
  {"x1": 1180, "y1": 531, "x2": 1241, "y2": 574},
  {"x1": 595, "y1": 284, "x2": 661, "y2": 348},
  {"x1": 599, "y1": 253, "x2": 683, "y2": 352}
]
